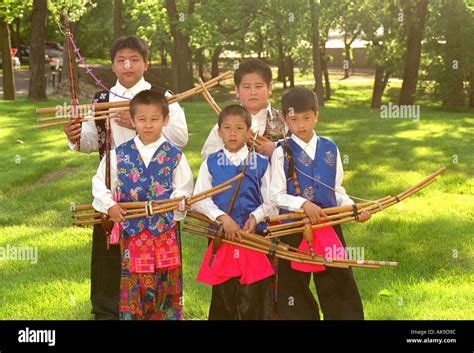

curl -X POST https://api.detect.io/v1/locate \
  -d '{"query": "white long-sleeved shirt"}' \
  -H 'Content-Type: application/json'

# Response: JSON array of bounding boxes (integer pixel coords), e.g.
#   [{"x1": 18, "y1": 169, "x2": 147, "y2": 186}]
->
[
  {"x1": 270, "y1": 132, "x2": 354, "y2": 212},
  {"x1": 192, "y1": 144, "x2": 278, "y2": 224},
  {"x1": 200, "y1": 103, "x2": 280, "y2": 160},
  {"x1": 92, "y1": 135, "x2": 194, "y2": 221},
  {"x1": 67, "y1": 77, "x2": 188, "y2": 152}
]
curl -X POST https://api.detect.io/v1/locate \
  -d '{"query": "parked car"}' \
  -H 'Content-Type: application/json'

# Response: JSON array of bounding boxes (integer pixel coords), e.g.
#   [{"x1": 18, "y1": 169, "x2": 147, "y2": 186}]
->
[
  {"x1": 49, "y1": 56, "x2": 63, "y2": 71},
  {"x1": 46, "y1": 41, "x2": 63, "y2": 52},
  {"x1": 44, "y1": 46, "x2": 63, "y2": 71}
]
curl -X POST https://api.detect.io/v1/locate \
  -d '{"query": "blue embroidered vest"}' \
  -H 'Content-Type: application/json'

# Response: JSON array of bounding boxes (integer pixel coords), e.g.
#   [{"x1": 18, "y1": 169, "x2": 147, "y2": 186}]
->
[
  {"x1": 207, "y1": 150, "x2": 269, "y2": 233},
  {"x1": 116, "y1": 139, "x2": 182, "y2": 237},
  {"x1": 281, "y1": 136, "x2": 338, "y2": 213}
]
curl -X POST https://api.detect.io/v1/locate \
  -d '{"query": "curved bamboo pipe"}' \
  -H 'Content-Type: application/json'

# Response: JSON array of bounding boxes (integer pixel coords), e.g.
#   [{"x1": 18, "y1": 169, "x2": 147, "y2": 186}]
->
[
  {"x1": 266, "y1": 174, "x2": 441, "y2": 239},
  {"x1": 36, "y1": 71, "x2": 233, "y2": 115},
  {"x1": 73, "y1": 184, "x2": 233, "y2": 226},
  {"x1": 72, "y1": 171, "x2": 243, "y2": 212},
  {"x1": 182, "y1": 227, "x2": 393, "y2": 269}
]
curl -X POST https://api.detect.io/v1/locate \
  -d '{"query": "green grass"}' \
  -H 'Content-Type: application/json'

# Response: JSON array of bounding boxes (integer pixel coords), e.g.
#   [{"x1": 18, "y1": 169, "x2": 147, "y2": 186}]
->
[{"x1": 0, "y1": 83, "x2": 473, "y2": 320}]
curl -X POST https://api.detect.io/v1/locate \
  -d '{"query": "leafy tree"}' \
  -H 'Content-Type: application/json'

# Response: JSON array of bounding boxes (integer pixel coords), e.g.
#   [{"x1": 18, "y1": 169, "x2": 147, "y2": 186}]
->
[
  {"x1": 28, "y1": 0, "x2": 47, "y2": 101},
  {"x1": 398, "y1": 0, "x2": 429, "y2": 105},
  {"x1": 361, "y1": 0, "x2": 405, "y2": 108}
]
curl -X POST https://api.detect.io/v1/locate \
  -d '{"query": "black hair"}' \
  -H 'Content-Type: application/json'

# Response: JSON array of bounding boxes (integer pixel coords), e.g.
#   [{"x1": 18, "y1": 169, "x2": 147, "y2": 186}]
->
[
  {"x1": 234, "y1": 58, "x2": 272, "y2": 87},
  {"x1": 281, "y1": 87, "x2": 319, "y2": 116},
  {"x1": 217, "y1": 105, "x2": 252, "y2": 129},
  {"x1": 129, "y1": 89, "x2": 169, "y2": 119},
  {"x1": 110, "y1": 36, "x2": 149, "y2": 62}
]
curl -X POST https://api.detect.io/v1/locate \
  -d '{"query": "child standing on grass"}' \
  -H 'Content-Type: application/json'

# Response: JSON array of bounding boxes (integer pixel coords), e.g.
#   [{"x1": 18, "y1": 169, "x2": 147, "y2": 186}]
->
[
  {"x1": 64, "y1": 36, "x2": 188, "y2": 320},
  {"x1": 92, "y1": 89, "x2": 193, "y2": 320},
  {"x1": 192, "y1": 105, "x2": 278, "y2": 320},
  {"x1": 201, "y1": 58, "x2": 286, "y2": 160},
  {"x1": 270, "y1": 87, "x2": 371, "y2": 320}
]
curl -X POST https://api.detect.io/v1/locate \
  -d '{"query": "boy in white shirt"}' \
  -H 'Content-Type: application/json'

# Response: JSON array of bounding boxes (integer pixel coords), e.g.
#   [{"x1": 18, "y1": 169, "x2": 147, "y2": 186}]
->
[
  {"x1": 193, "y1": 105, "x2": 277, "y2": 320},
  {"x1": 270, "y1": 87, "x2": 371, "y2": 320},
  {"x1": 201, "y1": 58, "x2": 286, "y2": 160},
  {"x1": 64, "y1": 36, "x2": 188, "y2": 320},
  {"x1": 92, "y1": 89, "x2": 193, "y2": 320}
]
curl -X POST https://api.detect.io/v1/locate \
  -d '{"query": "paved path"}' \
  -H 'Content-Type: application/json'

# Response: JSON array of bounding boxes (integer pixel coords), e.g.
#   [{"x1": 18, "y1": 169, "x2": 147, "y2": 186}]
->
[{"x1": 0, "y1": 67, "x2": 55, "y2": 97}]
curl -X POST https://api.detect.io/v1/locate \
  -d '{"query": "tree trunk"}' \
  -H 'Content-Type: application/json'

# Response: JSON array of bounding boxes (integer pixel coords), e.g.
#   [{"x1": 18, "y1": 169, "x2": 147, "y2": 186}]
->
[
  {"x1": 371, "y1": 65, "x2": 390, "y2": 109},
  {"x1": 114, "y1": 0, "x2": 123, "y2": 39},
  {"x1": 256, "y1": 30, "x2": 264, "y2": 59},
  {"x1": 165, "y1": 0, "x2": 194, "y2": 92},
  {"x1": 211, "y1": 46, "x2": 221, "y2": 78},
  {"x1": 343, "y1": 41, "x2": 351, "y2": 79},
  {"x1": 309, "y1": 0, "x2": 324, "y2": 106},
  {"x1": 321, "y1": 47, "x2": 331, "y2": 100},
  {"x1": 0, "y1": 19, "x2": 15, "y2": 100},
  {"x1": 275, "y1": 23, "x2": 286, "y2": 87},
  {"x1": 398, "y1": 0, "x2": 429, "y2": 105},
  {"x1": 160, "y1": 51, "x2": 167, "y2": 67},
  {"x1": 28, "y1": 0, "x2": 48, "y2": 101},
  {"x1": 11, "y1": 18, "x2": 21, "y2": 49},
  {"x1": 196, "y1": 48, "x2": 205, "y2": 80},
  {"x1": 441, "y1": 0, "x2": 465, "y2": 109},
  {"x1": 188, "y1": 46, "x2": 194, "y2": 88},
  {"x1": 288, "y1": 55, "x2": 295, "y2": 88},
  {"x1": 469, "y1": 70, "x2": 474, "y2": 108}
]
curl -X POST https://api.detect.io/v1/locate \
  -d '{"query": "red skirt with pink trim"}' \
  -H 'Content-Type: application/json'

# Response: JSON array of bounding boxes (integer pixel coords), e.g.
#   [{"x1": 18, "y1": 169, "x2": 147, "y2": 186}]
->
[
  {"x1": 291, "y1": 226, "x2": 347, "y2": 273},
  {"x1": 197, "y1": 242, "x2": 274, "y2": 286}
]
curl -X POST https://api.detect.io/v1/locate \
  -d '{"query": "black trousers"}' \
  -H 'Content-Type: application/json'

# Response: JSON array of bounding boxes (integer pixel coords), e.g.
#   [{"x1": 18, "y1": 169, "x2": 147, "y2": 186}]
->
[
  {"x1": 90, "y1": 224, "x2": 121, "y2": 320},
  {"x1": 276, "y1": 225, "x2": 364, "y2": 320},
  {"x1": 208, "y1": 277, "x2": 273, "y2": 320}
]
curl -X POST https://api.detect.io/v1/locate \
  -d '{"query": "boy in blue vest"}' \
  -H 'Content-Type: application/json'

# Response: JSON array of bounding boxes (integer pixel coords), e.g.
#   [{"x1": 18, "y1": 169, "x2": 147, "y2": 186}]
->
[
  {"x1": 270, "y1": 87, "x2": 371, "y2": 320},
  {"x1": 192, "y1": 105, "x2": 277, "y2": 320},
  {"x1": 64, "y1": 36, "x2": 188, "y2": 320},
  {"x1": 92, "y1": 89, "x2": 193, "y2": 320}
]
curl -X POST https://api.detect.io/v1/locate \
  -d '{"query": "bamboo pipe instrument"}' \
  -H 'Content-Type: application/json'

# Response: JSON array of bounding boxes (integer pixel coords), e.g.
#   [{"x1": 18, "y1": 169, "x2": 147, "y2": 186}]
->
[
  {"x1": 183, "y1": 222, "x2": 396, "y2": 269},
  {"x1": 38, "y1": 114, "x2": 120, "y2": 128},
  {"x1": 198, "y1": 77, "x2": 222, "y2": 114},
  {"x1": 181, "y1": 227, "x2": 349, "y2": 268},
  {"x1": 73, "y1": 171, "x2": 244, "y2": 226},
  {"x1": 184, "y1": 211, "x2": 396, "y2": 268},
  {"x1": 37, "y1": 80, "x2": 221, "y2": 128},
  {"x1": 37, "y1": 107, "x2": 128, "y2": 122},
  {"x1": 264, "y1": 196, "x2": 392, "y2": 223},
  {"x1": 36, "y1": 70, "x2": 233, "y2": 115},
  {"x1": 183, "y1": 220, "x2": 316, "y2": 258},
  {"x1": 265, "y1": 170, "x2": 443, "y2": 239},
  {"x1": 73, "y1": 184, "x2": 232, "y2": 226},
  {"x1": 72, "y1": 171, "x2": 244, "y2": 213},
  {"x1": 265, "y1": 167, "x2": 445, "y2": 226},
  {"x1": 187, "y1": 211, "x2": 382, "y2": 268},
  {"x1": 182, "y1": 225, "x2": 393, "y2": 269},
  {"x1": 263, "y1": 196, "x2": 393, "y2": 234},
  {"x1": 266, "y1": 178, "x2": 439, "y2": 238}
]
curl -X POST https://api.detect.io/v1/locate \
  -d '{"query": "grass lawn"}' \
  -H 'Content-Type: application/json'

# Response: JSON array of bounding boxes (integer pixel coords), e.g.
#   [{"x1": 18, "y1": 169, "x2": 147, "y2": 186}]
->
[{"x1": 0, "y1": 81, "x2": 472, "y2": 320}]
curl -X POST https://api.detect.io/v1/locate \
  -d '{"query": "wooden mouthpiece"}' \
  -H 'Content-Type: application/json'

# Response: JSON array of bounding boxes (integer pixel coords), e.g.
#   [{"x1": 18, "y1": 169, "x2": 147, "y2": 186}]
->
[{"x1": 208, "y1": 224, "x2": 224, "y2": 268}]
